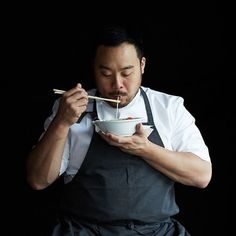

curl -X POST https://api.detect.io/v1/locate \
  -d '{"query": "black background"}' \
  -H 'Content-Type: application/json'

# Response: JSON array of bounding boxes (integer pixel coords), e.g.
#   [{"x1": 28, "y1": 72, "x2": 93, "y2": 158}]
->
[{"x1": 4, "y1": 2, "x2": 233, "y2": 235}]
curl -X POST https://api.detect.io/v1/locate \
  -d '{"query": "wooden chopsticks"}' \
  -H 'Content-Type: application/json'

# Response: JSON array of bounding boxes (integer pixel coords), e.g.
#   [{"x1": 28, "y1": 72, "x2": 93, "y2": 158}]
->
[{"x1": 53, "y1": 89, "x2": 121, "y2": 103}]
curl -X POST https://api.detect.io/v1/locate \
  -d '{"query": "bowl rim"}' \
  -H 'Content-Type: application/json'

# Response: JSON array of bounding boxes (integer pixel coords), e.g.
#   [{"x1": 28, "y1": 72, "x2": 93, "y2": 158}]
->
[{"x1": 93, "y1": 117, "x2": 143, "y2": 123}]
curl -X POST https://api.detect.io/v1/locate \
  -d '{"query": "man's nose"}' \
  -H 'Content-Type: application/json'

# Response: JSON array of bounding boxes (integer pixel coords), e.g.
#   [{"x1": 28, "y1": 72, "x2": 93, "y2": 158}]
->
[{"x1": 113, "y1": 76, "x2": 123, "y2": 90}]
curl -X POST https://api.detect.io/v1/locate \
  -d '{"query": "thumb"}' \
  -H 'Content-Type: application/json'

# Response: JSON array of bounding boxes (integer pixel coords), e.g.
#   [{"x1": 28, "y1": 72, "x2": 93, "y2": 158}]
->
[
  {"x1": 135, "y1": 123, "x2": 144, "y2": 135},
  {"x1": 76, "y1": 83, "x2": 82, "y2": 88}
]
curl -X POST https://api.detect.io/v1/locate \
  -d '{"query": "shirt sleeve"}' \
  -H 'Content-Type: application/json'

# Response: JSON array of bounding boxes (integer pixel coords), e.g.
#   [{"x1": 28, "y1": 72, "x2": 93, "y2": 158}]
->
[{"x1": 171, "y1": 97, "x2": 211, "y2": 162}]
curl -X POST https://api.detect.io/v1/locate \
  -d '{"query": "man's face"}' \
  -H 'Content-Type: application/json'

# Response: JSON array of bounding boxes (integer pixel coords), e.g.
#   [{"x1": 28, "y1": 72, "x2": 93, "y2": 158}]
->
[{"x1": 94, "y1": 43, "x2": 146, "y2": 108}]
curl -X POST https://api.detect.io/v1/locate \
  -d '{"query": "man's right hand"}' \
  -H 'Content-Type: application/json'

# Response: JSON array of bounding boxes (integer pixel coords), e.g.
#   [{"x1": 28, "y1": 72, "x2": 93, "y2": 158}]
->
[{"x1": 54, "y1": 83, "x2": 89, "y2": 126}]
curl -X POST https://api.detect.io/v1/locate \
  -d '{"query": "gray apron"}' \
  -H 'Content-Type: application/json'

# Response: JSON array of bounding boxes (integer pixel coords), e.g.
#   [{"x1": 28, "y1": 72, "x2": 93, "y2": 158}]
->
[{"x1": 51, "y1": 88, "x2": 191, "y2": 236}]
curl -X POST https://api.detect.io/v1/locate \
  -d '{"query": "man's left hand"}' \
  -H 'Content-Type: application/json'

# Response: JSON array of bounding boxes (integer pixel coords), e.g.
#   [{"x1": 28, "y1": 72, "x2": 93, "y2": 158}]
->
[{"x1": 99, "y1": 123, "x2": 149, "y2": 156}]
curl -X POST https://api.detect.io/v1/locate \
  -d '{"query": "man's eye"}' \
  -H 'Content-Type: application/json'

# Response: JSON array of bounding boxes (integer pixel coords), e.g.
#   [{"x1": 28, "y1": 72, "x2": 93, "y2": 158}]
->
[
  {"x1": 101, "y1": 72, "x2": 112, "y2": 77},
  {"x1": 122, "y1": 72, "x2": 132, "y2": 77}
]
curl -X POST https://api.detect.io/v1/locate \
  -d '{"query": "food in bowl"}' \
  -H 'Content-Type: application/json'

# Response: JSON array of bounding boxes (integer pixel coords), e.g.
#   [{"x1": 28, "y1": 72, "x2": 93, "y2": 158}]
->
[{"x1": 93, "y1": 117, "x2": 143, "y2": 136}]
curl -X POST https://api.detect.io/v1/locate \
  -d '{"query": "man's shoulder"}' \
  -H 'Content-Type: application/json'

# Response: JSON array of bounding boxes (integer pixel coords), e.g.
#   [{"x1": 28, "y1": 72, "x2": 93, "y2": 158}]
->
[{"x1": 141, "y1": 86, "x2": 182, "y2": 103}]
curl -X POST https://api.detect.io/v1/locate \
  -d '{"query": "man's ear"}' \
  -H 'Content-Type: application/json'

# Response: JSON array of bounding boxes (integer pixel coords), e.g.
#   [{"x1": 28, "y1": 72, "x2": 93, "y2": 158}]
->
[{"x1": 141, "y1": 57, "x2": 146, "y2": 74}]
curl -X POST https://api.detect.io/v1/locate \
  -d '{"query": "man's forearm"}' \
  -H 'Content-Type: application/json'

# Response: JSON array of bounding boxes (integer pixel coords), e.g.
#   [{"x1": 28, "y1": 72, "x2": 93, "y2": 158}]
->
[
  {"x1": 26, "y1": 119, "x2": 70, "y2": 190},
  {"x1": 141, "y1": 141, "x2": 212, "y2": 188}
]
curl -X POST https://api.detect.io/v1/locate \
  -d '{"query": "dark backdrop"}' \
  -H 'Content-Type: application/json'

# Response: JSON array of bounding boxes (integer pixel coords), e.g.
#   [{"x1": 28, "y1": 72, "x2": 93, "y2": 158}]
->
[{"x1": 4, "y1": 2, "x2": 232, "y2": 236}]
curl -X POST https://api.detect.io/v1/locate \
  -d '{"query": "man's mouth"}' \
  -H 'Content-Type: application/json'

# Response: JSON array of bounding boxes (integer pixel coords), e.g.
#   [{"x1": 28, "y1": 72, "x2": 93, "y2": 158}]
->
[{"x1": 110, "y1": 92, "x2": 127, "y2": 98}]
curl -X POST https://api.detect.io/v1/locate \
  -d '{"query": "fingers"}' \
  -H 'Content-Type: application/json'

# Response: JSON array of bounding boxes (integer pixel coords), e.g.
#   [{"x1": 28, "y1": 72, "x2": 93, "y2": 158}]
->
[
  {"x1": 61, "y1": 83, "x2": 88, "y2": 108},
  {"x1": 63, "y1": 83, "x2": 88, "y2": 99},
  {"x1": 73, "y1": 97, "x2": 88, "y2": 107},
  {"x1": 99, "y1": 125, "x2": 148, "y2": 155},
  {"x1": 99, "y1": 132, "x2": 132, "y2": 146},
  {"x1": 56, "y1": 83, "x2": 89, "y2": 125},
  {"x1": 99, "y1": 132, "x2": 122, "y2": 146}
]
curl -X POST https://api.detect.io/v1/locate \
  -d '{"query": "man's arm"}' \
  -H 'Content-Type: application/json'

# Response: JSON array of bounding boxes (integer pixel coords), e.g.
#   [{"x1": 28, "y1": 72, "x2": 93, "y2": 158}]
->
[
  {"x1": 100, "y1": 124, "x2": 212, "y2": 188},
  {"x1": 139, "y1": 140, "x2": 212, "y2": 188},
  {"x1": 26, "y1": 84, "x2": 88, "y2": 190},
  {"x1": 26, "y1": 119, "x2": 70, "y2": 190}
]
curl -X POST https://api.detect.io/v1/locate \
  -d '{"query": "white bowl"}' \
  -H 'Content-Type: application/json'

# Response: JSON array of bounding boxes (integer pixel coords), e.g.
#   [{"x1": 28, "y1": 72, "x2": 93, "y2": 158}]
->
[{"x1": 93, "y1": 117, "x2": 143, "y2": 136}]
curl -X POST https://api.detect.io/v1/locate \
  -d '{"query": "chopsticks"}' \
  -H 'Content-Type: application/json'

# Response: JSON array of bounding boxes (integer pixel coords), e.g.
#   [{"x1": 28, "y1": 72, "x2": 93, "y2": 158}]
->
[{"x1": 53, "y1": 89, "x2": 121, "y2": 103}]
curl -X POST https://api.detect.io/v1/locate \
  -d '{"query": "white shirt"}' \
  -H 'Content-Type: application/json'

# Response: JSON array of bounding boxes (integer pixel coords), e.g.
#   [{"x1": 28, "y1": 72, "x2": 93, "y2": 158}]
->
[{"x1": 43, "y1": 86, "x2": 211, "y2": 182}]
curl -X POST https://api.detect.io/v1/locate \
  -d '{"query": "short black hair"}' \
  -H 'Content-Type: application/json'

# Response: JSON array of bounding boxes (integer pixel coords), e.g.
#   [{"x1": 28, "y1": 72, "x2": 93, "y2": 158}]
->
[{"x1": 91, "y1": 25, "x2": 144, "y2": 60}]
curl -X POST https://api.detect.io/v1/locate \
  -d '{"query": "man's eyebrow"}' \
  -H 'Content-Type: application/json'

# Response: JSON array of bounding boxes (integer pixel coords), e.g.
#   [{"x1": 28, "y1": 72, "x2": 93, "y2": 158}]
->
[
  {"x1": 98, "y1": 65, "x2": 134, "y2": 70},
  {"x1": 98, "y1": 65, "x2": 111, "y2": 70},
  {"x1": 121, "y1": 65, "x2": 134, "y2": 70}
]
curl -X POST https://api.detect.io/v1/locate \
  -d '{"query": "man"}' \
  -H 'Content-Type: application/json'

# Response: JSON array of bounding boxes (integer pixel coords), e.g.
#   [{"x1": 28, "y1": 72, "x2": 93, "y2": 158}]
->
[{"x1": 27, "y1": 26, "x2": 212, "y2": 235}]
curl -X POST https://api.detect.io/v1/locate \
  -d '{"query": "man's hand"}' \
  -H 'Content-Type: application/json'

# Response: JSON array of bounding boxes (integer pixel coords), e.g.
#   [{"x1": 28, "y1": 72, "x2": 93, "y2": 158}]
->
[
  {"x1": 99, "y1": 123, "x2": 150, "y2": 156},
  {"x1": 54, "y1": 83, "x2": 89, "y2": 126}
]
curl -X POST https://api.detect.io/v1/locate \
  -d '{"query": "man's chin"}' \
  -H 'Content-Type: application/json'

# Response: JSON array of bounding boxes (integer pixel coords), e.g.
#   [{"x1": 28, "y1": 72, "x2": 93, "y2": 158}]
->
[
  {"x1": 117, "y1": 102, "x2": 128, "y2": 108},
  {"x1": 108, "y1": 101, "x2": 127, "y2": 108}
]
